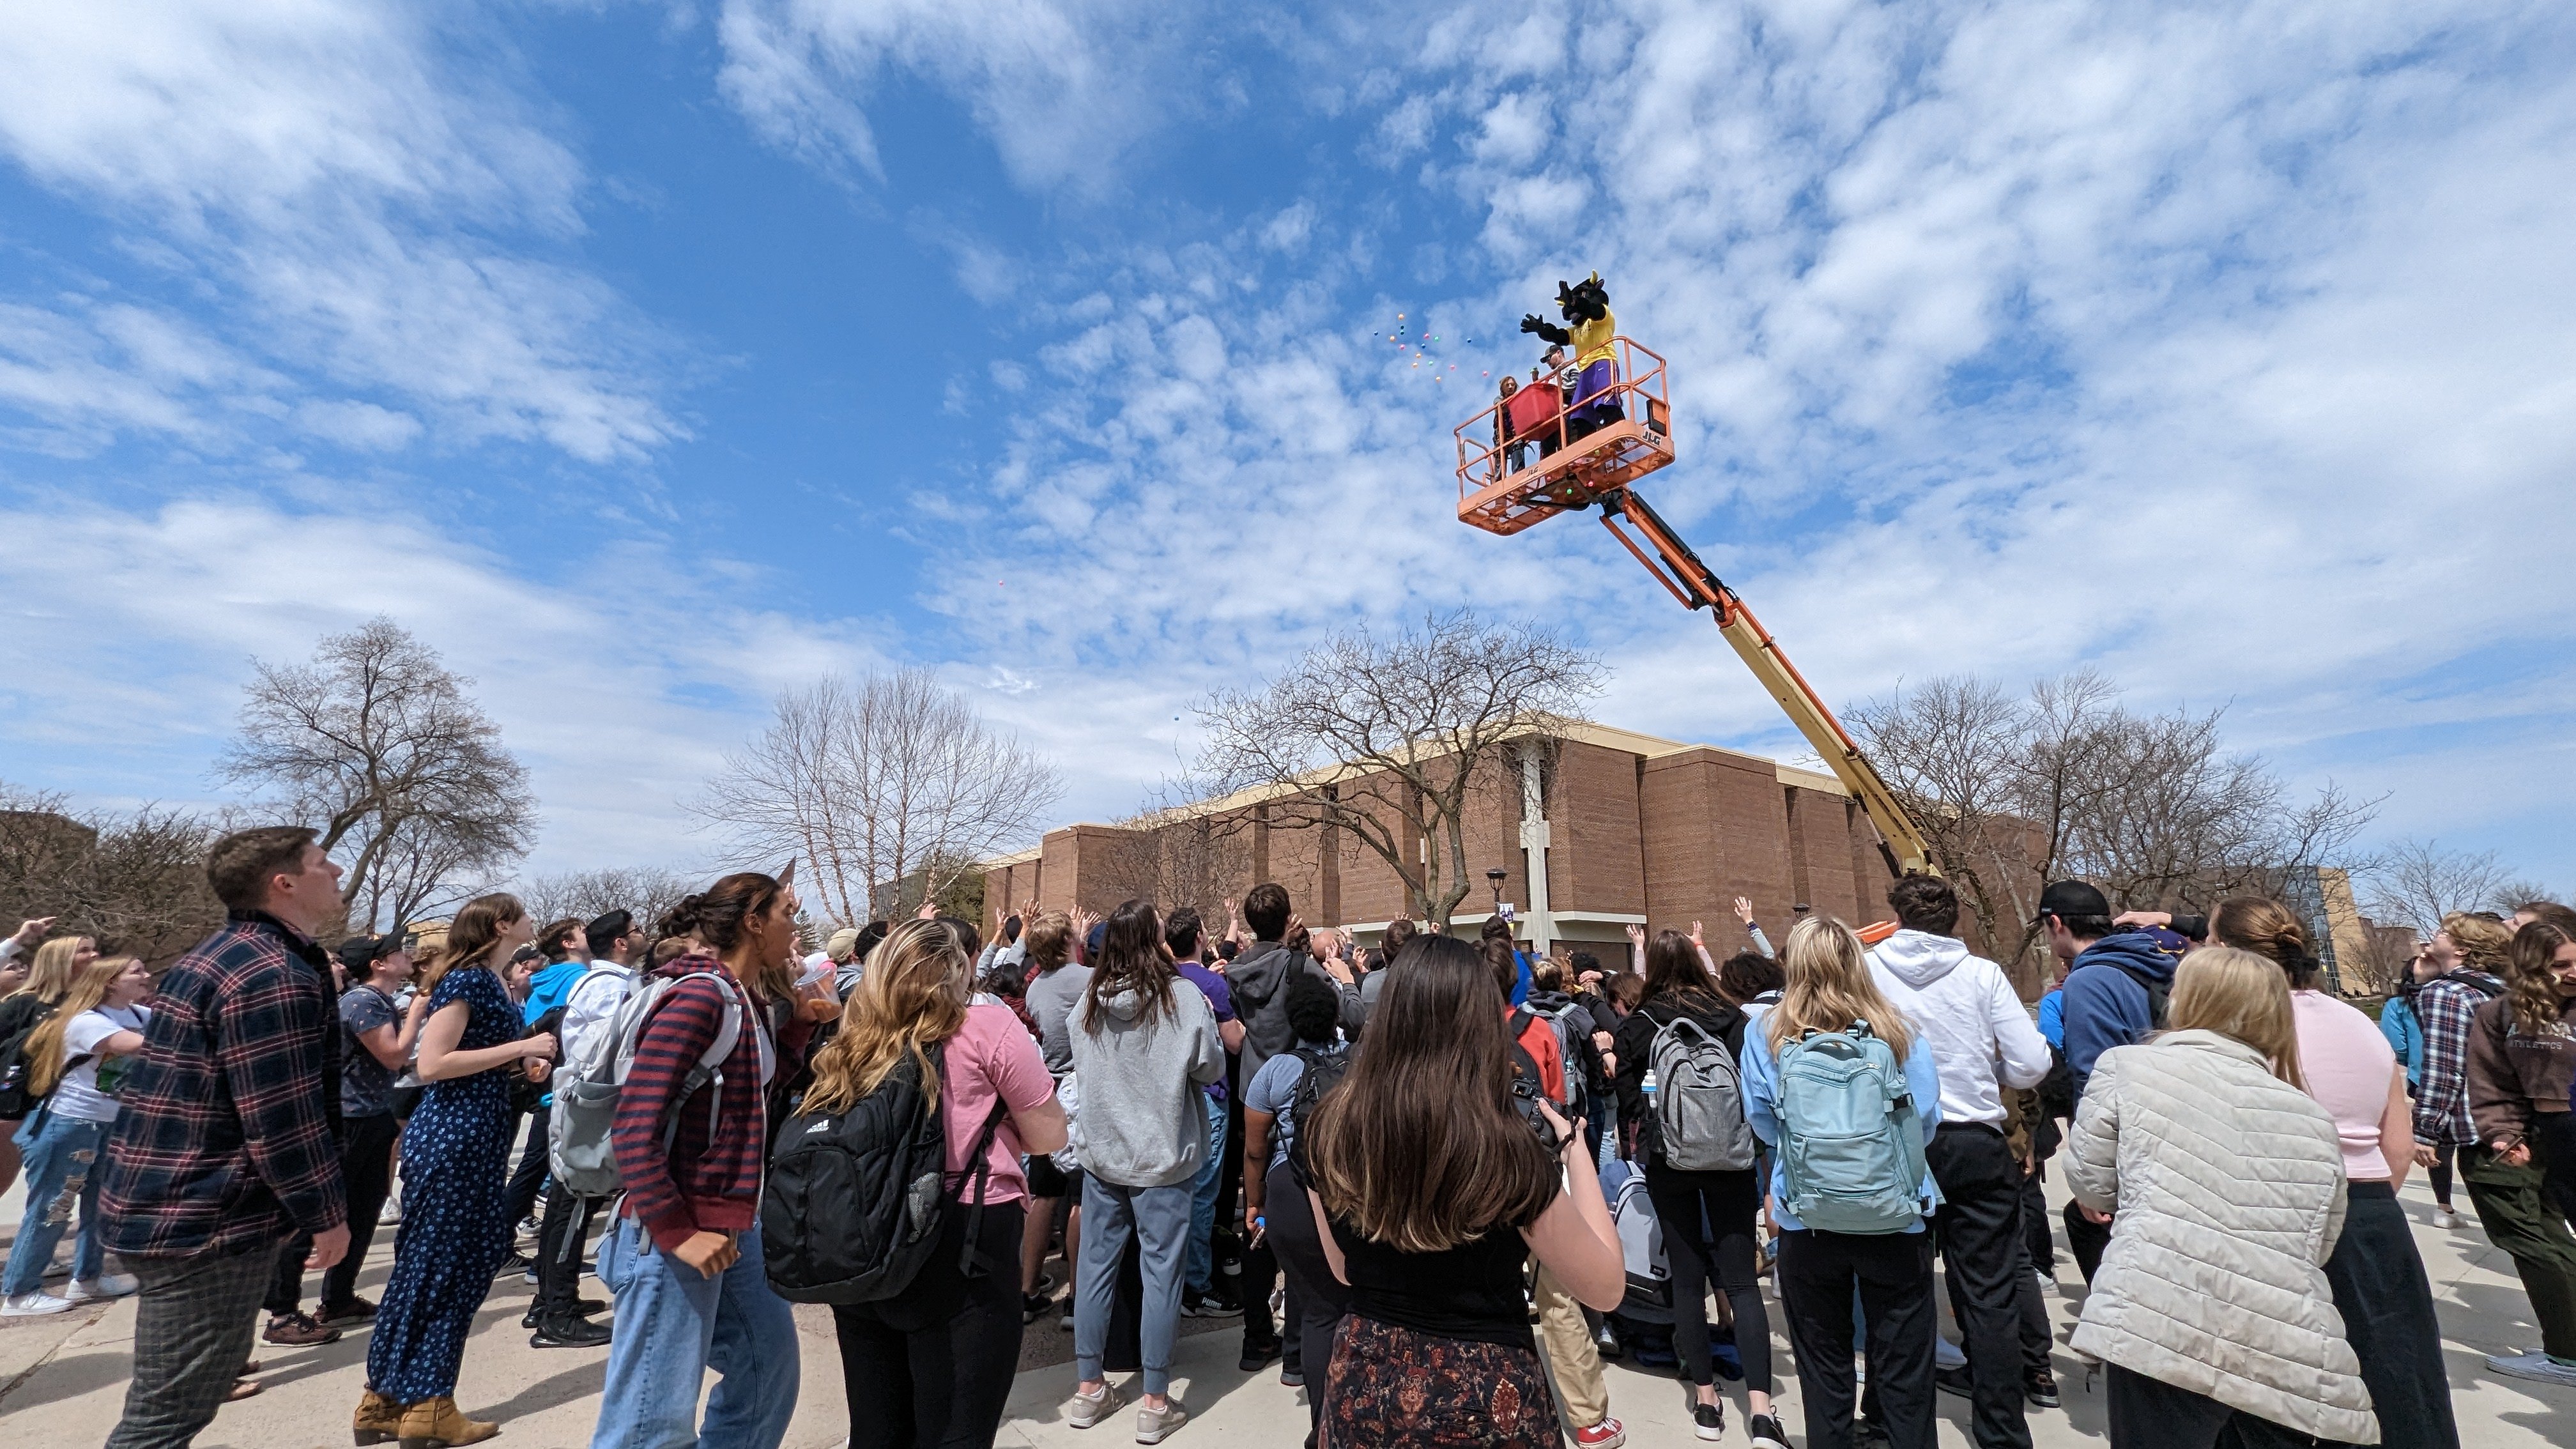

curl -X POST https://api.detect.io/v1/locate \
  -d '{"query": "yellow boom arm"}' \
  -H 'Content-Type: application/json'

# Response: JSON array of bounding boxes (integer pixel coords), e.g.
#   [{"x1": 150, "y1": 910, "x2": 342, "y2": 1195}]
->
[{"x1": 1596, "y1": 487, "x2": 1934, "y2": 879}]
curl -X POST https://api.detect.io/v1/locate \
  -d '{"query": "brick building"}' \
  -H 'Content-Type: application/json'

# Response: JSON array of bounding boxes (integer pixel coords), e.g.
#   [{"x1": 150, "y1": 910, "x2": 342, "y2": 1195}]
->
[{"x1": 981, "y1": 722, "x2": 1935, "y2": 962}]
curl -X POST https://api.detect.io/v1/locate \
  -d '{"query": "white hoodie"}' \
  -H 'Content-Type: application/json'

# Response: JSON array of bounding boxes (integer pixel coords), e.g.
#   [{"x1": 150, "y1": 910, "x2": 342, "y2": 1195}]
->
[{"x1": 1866, "y1": 929, "x2": 2052, "y2": 1127}]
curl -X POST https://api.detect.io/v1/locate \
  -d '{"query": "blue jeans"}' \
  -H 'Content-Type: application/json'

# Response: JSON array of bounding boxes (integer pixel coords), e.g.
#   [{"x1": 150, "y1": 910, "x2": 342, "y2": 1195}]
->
[
  {"x1": 5, "y1": 1110, "x2": 110, "y2": 1298},
  {"x1": 1186, "y1": 1093, "x2": 1227, "y2": 1294},
  {"x1": 588, "y1": 1215, "x2": 799, "y2": 1449},
  {"x1": 1075, "y1": 1179, "x2": 1192, "y2": 1395}
]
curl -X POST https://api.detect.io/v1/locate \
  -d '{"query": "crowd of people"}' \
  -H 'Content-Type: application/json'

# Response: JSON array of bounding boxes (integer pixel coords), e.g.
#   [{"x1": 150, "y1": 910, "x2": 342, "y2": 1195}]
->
[{"x1": 0, "y1": 822, "x2": 2568, "y2": 1449}]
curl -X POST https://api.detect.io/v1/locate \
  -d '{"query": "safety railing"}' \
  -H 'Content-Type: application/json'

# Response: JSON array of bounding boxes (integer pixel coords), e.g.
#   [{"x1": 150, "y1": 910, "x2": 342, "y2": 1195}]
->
[{"x1": 1453, "y1": 336, "x2": 1672, "y2": 535}]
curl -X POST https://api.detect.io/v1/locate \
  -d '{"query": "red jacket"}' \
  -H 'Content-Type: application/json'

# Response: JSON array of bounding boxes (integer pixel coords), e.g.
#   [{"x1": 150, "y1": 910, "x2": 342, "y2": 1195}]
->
[{"x1": 613, "y1": 957, "x2": 771, "y2": 1252}]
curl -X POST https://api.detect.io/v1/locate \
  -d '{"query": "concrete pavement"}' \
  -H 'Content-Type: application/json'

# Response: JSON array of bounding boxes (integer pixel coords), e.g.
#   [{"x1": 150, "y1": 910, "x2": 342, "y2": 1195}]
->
[{"x1": 2, "y1": 1167, "x2": 2570, "y2": 1448}]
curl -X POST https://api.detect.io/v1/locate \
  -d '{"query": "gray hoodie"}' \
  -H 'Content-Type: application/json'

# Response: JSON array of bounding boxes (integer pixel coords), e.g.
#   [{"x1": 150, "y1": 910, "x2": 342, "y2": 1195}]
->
[
  {"x1": 1069, "y1": 977, "x2": 1225, "y2": 1188},
  {"x1": 1228, "y1": 940, "x2": 1364, "y2": 1096}
]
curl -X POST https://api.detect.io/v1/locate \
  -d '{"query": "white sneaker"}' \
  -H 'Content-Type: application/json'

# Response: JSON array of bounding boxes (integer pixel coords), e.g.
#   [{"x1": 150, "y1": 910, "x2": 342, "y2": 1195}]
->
[
  {"x1": 2486, "y1": 1350, "x2": 2576, "y2": 1387},
  {"x1": 2432, "y1": 1207, "x2": 2460, "y2": 1230},
  {"x1": 1, "y1": 1292, "x2": 75, "y2": 1317},
  {"x1": 379, "y1": 1193, "x2": 404, "y2": 1225},
  {"x1": 65, "y1": 1274, "x2": 139, "y2": 1303}
]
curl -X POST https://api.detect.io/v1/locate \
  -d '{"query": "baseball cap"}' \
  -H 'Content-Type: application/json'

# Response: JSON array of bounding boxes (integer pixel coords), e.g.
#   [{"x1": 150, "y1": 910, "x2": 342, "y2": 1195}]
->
[
  {"x1": 827, "y1": 926, "x2": 861, "y2": 963},
  {"x1": 335, "y1": 933, "x2": 406, "y2": 974},
  {"x1": 2035, "y1": 880, "x2": 2110, "y2": 921}
]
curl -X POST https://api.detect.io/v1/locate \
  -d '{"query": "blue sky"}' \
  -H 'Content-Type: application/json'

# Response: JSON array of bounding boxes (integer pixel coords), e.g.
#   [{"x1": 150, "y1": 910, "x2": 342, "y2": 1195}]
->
[{"x1": 2, "y1": 1, "x2": 2572, "y2": 898}]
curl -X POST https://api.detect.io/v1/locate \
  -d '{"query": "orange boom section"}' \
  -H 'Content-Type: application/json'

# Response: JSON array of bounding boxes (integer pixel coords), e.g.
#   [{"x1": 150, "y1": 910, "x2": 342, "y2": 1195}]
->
[{"x1": 1453, "y1": 336, "x2": 1671, "y2": 535}]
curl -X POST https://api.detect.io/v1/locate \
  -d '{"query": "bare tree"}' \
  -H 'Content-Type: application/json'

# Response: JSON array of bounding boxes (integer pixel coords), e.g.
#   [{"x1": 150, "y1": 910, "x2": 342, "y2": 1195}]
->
[
  {"x1": 1194, "y1": 611, "x2": 1602, "y2": 929},
  {"x1": 694, "y1": 670, "x2": 1062, "y2": 927},
  {"x1": 2363, "y1": 838, "x2": 2515, "y2": 935},
  {"x1": 1852, "y1": 670, "x2": 2379, "y2": 983},
  {"x1": 0, "y1": 785, "x2": 227, "y2": 963},
  {"x1": 516, "y1": 865, "x2": 702, "y2": 938},
  {"x1": 217, "y1": 618, "x2": 536, "y2": 930},
  {"x1": 2489, "y1": 876, "x2": 2566, "y2": 914}
]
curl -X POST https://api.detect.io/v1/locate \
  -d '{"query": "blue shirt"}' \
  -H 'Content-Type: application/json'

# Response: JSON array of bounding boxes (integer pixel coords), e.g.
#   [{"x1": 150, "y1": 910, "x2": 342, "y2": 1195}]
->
[
  {"x1": 1511, "y1": 949, "x2": 1532, "y2": 1008},
  {"x1": 2379, "y1": 993, "x2": 2425, "y2": 1088},
  {"x1": 2037, "y1": 989, "x2": 2065, "y2": 1050},
  {"x1": 523, "y1": 959, "x2": 585, "y2": 1027},
  {"x1": 1738, "y1": 1002, "x2": 1944, "y2": 1233},
  {"x1": 1243, "y1": 1040, "x2": 1344, "y2": 1170}
]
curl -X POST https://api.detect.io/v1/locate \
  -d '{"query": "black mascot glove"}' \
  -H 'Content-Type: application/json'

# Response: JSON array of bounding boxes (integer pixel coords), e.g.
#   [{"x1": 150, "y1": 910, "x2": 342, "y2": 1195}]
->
[{"x1": 1520, "y1": 313, "x2": 1549, "y2": 335}]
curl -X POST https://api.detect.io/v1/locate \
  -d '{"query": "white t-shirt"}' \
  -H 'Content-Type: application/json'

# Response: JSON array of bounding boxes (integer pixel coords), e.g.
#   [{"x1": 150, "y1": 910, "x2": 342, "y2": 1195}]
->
[{"x1": 54, "y1": 1005, "x2": 150, "y2": 1123}]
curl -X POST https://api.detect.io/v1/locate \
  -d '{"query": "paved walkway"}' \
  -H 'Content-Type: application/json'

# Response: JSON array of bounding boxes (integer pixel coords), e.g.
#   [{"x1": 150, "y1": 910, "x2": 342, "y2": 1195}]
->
[{"x1": 1, "y1": 1169, "x2": 2568, "y2": 1448}]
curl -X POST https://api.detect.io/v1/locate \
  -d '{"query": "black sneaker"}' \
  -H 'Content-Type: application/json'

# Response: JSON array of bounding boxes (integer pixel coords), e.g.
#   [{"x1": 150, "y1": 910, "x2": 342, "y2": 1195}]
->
[
  {"x1": 2025, "y1": 1367, "x2": 2061, "y2": 1408},
  {"x1": 529, "y1": 1313, "x2": 612, "y2": 1348},
  {"x1": 1023, "y1": 1291, "x2": 1054, "y2": 1324},
  {"x1": 1747, "y1": 1413, "x2": 1789, "y2": 1449},
  {"x1": 1853, "y1": 1417, "x2": 1894, "y2": 1449},
  {"x1": 495, "y1": 1252, "x2": 537, "y2": 1278},
  {"x1": 1239, "y1": 1338, "x2": 1282, "y2": 1373},
  {"x1": 1935, "y1": 1365, "x2": 1974, "y2": 1399},
  {"x1": 1691, "y1": 1402, "x2": 1724, "y2": 1442}
]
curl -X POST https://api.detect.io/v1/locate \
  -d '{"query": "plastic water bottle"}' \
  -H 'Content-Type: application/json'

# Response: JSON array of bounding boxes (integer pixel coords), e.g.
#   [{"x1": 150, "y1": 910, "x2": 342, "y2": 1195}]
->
[{"x1": 1641, "y1": 1067, "x2": 1659, "y2": 1102}]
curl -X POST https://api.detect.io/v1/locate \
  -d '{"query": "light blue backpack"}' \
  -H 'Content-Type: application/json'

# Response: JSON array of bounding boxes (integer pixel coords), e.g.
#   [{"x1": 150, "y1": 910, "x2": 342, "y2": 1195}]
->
[{"x1": 1775, "y1": 1021, "x2": 1929, "y2": 1234}]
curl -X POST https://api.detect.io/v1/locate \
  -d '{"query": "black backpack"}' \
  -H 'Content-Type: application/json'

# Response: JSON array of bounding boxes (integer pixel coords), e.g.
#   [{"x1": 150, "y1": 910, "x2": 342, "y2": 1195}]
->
[
  {"x1": 1283, "y1": 1044, "x2": 1354, "y2": 1190},
  {"x1": 0, "y1": 995, "x2": 61, "y2": 1119},
  {"x1": 762, "y1": 1041, "x2": 1008, "y2": 1305}
]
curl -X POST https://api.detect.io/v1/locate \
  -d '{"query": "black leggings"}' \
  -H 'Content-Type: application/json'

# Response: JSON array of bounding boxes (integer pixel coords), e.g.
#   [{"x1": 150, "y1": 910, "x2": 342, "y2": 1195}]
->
[
  {"x1": 2428, "y1": 1140, "x2": 2456, "y2": 1208},
  {"x1": 834, "y1": 1200, "x2": 1027, "y2": 1449},
  {"x1": 1644, "y1": 1163, "x2": 1772, "y2": 1394}
]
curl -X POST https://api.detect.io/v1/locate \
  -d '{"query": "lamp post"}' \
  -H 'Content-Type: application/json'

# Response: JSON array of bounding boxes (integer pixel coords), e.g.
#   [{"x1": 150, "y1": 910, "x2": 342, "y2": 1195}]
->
[{"x1": 1486, "y1": 867, "x2": 1508, "y2": 923}]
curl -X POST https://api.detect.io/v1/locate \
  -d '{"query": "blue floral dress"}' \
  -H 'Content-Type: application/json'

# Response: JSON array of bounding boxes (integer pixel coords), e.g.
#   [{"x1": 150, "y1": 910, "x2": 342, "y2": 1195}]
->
[{"x1": 366, "y1": 963, "x2": 518, "y2": 1404}]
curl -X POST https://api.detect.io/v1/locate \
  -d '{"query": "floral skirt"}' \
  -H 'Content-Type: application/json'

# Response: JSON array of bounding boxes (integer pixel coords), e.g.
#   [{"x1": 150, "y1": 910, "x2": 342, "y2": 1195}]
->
[{"x1": 1323, "y1": 1315, "x2": 1559, "y2": 1449}]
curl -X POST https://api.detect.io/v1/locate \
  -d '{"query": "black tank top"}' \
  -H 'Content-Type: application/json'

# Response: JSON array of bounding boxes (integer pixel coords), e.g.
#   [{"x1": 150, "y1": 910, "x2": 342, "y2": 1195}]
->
[{"x1": 1330, "y1": 1215, "x2": 1535, "y2": 1351}]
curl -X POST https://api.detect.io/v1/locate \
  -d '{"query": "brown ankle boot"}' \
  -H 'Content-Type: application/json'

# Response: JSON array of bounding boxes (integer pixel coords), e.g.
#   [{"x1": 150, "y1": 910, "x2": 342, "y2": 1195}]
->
[
  {"x1": 353, "y1": 1389, "x2": 402, "y2": 1445},
  {"x1": 395, "y1": 1397, "x2": 498, "y2": 1448}
]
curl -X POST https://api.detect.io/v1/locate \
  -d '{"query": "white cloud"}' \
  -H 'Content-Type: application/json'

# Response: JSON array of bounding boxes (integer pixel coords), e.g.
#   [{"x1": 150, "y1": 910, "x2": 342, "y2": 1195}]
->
[
  {"x1": 877, "y1": 0, "x2": 2576, "y2": 878},
  {"x1": 0, "y1": 1, "x2": 680, "y2": 462},
  {"x1": 715, "y1": 0, "x2": 1199, "y2": 195},
  {"x1": 0, "y1": 494, "x2": 903, "y2": 873}
]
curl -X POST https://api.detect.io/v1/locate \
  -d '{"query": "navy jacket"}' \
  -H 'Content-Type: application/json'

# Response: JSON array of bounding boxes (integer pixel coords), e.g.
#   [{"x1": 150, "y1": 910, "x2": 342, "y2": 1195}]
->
[{"x1": 2060, "y1": 931, "x2": 2181, "y2": 1106}]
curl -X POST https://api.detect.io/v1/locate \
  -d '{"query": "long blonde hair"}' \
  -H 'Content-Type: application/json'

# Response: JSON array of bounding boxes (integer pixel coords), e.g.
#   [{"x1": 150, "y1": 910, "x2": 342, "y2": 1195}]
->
[
  {"x1": 11, "y1": 937, "x2": 95, "y2": 1004},
  {"x1": 2168, "y1": 946, "x2": 2304, "y2": 1089},
  {"x1": 801, "y1": 919, "x2": 970, "y2": 1117},
  {"x1": 1767, "y1": 916, "x2": 1914, "y2": 1056},
  {"x1": 26, "y1": 956, "x2": 139, "y2": 1096}
]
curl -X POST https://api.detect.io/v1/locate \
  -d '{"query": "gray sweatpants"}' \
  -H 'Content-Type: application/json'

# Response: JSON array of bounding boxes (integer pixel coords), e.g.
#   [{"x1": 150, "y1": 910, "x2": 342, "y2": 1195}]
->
[
  {"x1": 1072, "y1": 1179, "x2": 1193, "y2": 1395},
  {"x1": 106, "y1": 1242, "x2": 275, "y2": 1449}
]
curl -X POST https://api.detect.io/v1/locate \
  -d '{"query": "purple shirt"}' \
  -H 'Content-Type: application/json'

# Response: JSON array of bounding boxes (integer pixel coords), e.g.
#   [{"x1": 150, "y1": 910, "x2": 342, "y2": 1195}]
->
[{"x1": 1176, "y1": 961, "x2": 1235, "y2": 1101}]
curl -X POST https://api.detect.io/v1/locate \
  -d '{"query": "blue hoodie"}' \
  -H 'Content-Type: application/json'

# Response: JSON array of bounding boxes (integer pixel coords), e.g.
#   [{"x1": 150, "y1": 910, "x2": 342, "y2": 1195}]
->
[{"x1": 2059, "y1": 931, "x2": 2181, "y2": 1105}]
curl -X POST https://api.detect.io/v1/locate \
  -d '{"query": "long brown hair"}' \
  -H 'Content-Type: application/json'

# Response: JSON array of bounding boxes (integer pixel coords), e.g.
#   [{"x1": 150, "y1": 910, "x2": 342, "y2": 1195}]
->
[
  {"x1": 425, "y1": 893, "x2": 525, "y2": 992},
  {"x1": 2169, "y1": 946, "x2": 2304, "y2": 1089},
  {"x1": 1643, "y1": 930, "x2": 1722, "y2": 1006},
  {"x1": 26, "y1": 956, "x2": 139, "y2": 1096},
  {"x1": 2211, "y1": 896, "x2": 2321, "y2": 990},
  {"x1": 2503, "y1": 916, "x2": 2576, "y2": 1039},
  {"x1": 801, "y1": 919, "x2": 971, "y2": 1116},
  {"x1": 1301, "y1": 935, "x2": 1558, "y2": 1253},
  {"x1": 1082, "y1": 900, "x2": 1176, "y2": 1031},
  {"x1": 1767, "y1": 917, "x2": 1913, "y2": 1055}
]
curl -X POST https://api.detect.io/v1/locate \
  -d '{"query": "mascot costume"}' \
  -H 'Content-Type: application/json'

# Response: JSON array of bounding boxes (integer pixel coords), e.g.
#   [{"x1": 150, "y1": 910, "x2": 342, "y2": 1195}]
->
[{"x1": 1521, "y1": 273, "x2": 1620, "y2": 440}]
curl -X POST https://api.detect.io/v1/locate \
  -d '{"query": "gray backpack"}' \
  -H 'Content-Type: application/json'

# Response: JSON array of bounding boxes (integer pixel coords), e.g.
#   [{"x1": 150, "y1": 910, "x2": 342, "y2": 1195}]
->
[
  {"x1": 1648, "y1": 1015, "x2": 1758, "y2": 1172},
  {"x1": 548, "y1": 972, "x2": 743, "y2": 1198}
]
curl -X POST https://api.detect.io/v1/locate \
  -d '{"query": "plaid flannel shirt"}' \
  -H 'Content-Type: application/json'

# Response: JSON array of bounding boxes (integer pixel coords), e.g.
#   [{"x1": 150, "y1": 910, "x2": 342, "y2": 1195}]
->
[
  {"x1": 2411, "y1": 969, "x2": 2503, "y2": 1147},
  {"x1": 101, "y1": 910, "x2": 347, "y2": 1259}
]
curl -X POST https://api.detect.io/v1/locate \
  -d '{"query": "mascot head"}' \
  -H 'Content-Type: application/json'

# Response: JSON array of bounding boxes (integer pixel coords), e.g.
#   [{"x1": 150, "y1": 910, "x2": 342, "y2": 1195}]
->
[{"x1": 1555, "y1": 272, "x2": 1609, "y2": 325}]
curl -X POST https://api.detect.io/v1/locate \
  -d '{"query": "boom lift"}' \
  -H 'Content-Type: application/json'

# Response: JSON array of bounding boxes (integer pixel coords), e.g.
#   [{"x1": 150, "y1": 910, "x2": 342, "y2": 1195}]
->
[{"x1": 1455, "y1": 336, "x2": 1935, "y2": 882}]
